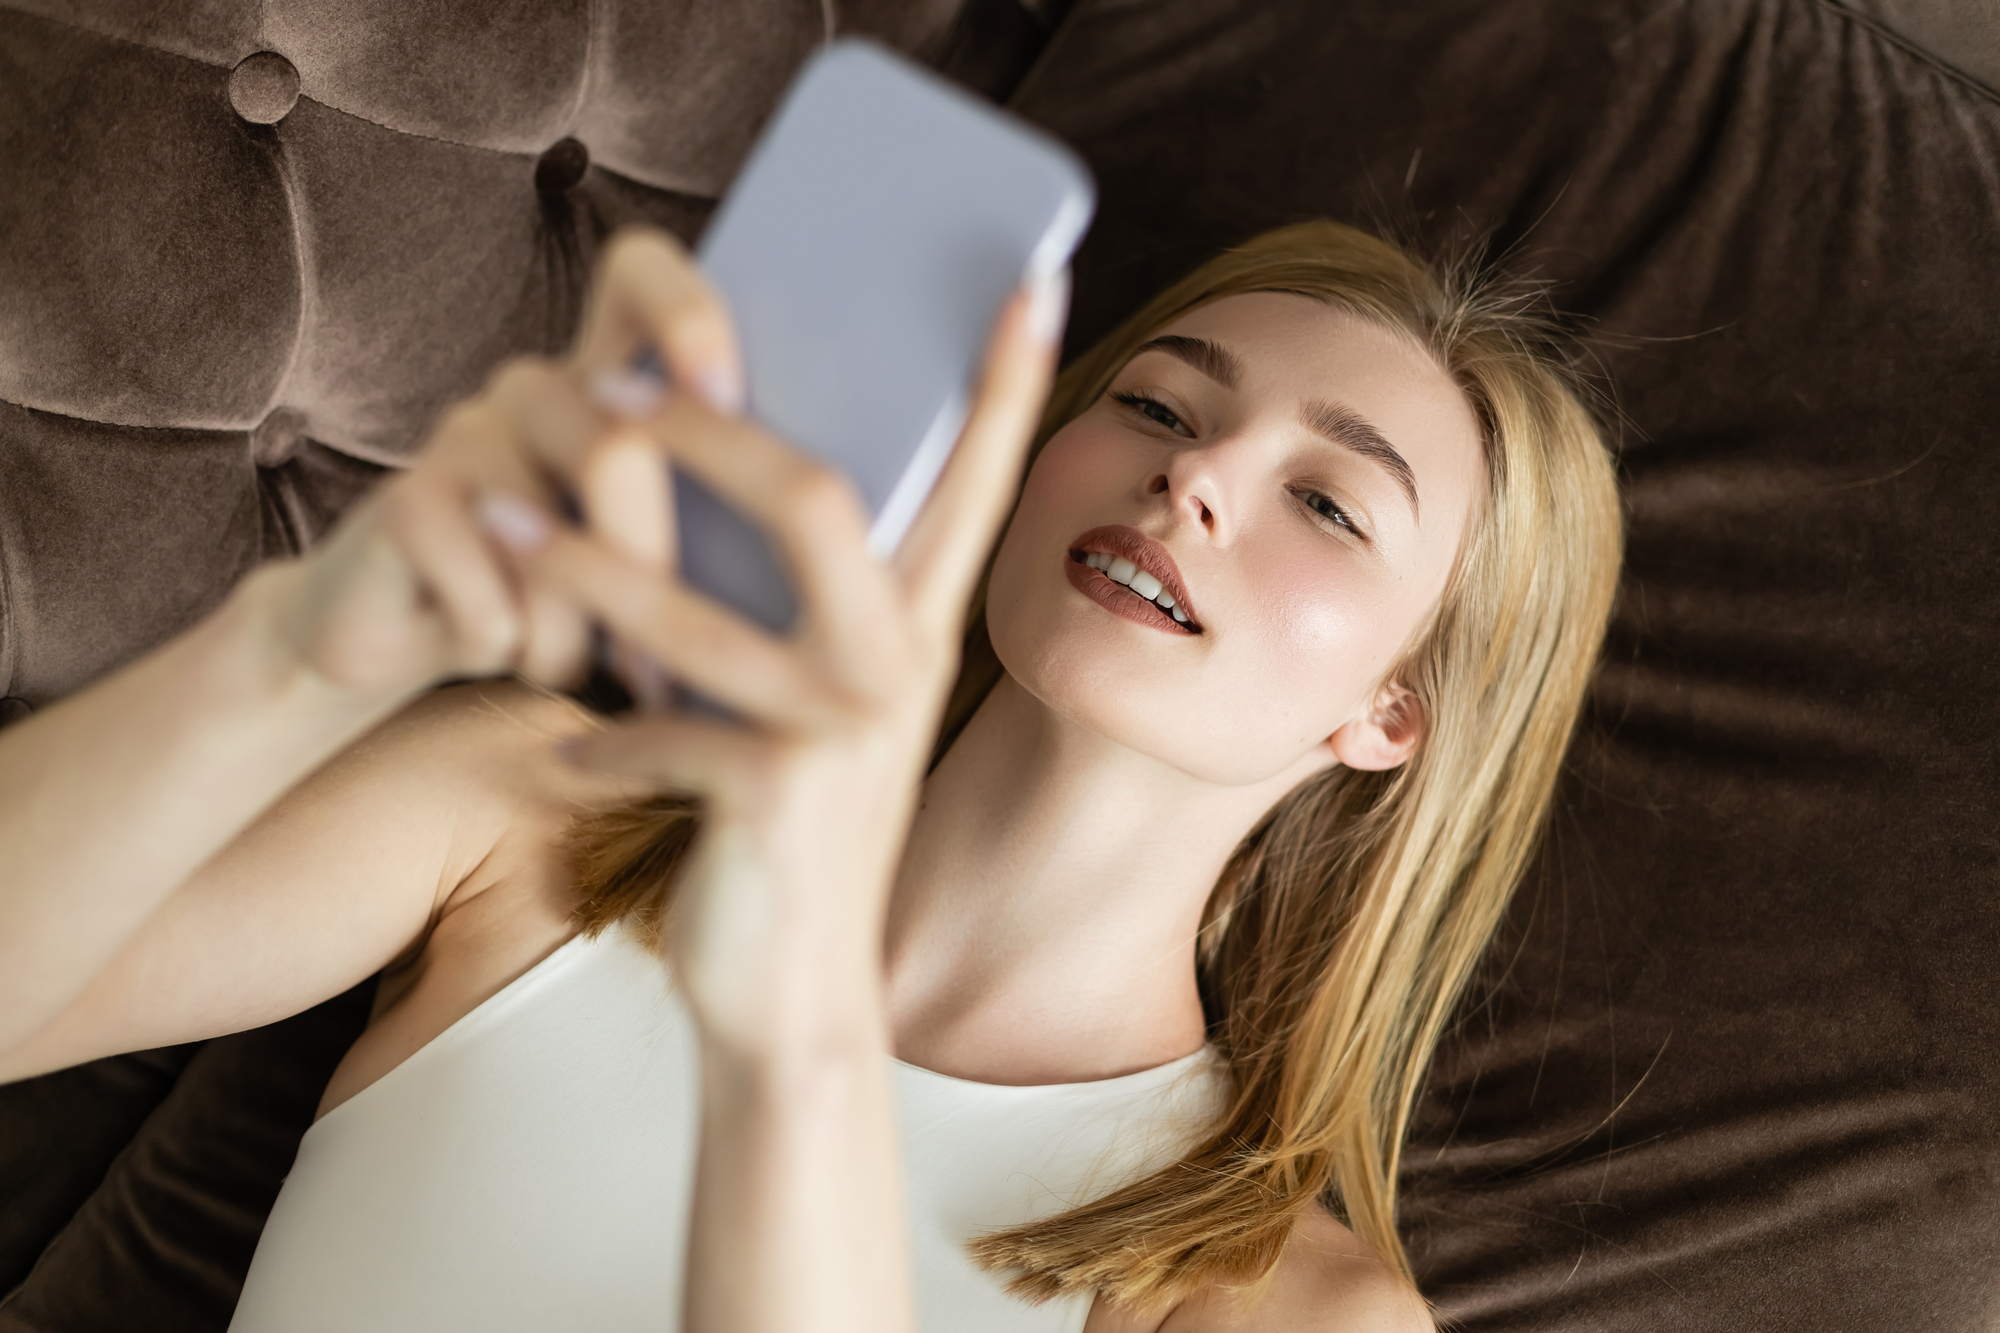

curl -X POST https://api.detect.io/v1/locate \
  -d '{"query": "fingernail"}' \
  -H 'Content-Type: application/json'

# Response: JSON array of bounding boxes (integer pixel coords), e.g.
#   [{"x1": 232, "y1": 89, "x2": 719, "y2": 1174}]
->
[
  {"x1": 590, "y1": 366, "x2": 668, "y2": 419},
  {"x1": 1024, "y1": 266, "x2": 1071, "y2": 347},
  {"x1": 477, "y1": 491, "x2": 551, "y2": 554},
  {"x1": 695, "y1": 363, "x2": 745, "y2": 416}
]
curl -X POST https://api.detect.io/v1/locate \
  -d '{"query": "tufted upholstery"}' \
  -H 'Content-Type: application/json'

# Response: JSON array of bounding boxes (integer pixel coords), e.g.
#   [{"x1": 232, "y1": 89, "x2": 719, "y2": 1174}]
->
[
  {"x1": 0, "y1": 0, "x2": 1000, "y2": 711},
  {"x1": 2, "y1": 0, "x2": 1997, "y2": 1329}
]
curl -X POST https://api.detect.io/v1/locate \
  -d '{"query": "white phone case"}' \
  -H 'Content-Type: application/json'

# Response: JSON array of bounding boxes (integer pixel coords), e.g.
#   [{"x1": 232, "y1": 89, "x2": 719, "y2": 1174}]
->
[{"x1": 675, "y1": 38, "x2": 1095, "y2": 633}]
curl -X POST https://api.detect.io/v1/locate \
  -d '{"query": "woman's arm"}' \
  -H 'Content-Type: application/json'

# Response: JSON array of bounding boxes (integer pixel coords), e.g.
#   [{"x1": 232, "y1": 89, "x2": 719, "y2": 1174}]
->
[
  {"x1": 0, "y1": 226, "x2": 743, "y2": 1074},
  {"x1": 0, "y1": 679, "x2": 617, "y2": 1085},
  {"x1": 0, "y1": 565, "x2": 412, "y2": 1060}
]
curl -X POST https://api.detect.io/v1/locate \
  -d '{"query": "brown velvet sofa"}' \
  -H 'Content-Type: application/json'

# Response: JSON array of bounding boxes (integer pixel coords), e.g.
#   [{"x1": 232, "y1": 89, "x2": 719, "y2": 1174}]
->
[{"x1": 2, "y1": 1, "x2": 1996, "y2": 1329}]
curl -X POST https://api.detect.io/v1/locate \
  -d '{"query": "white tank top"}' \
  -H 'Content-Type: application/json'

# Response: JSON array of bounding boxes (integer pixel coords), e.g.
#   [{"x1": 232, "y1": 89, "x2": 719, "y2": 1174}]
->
[{"x1": 229, "y1": 925, "x2": 1228, "y2": 1332}]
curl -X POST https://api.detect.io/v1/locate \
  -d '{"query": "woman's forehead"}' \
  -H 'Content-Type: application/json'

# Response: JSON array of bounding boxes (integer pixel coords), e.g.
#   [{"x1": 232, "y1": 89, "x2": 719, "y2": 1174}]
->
[
  {"x1": 1145, "y1": 292, "x2": 1487, "y2": 529},
  {"x1": 1154, "y1": 292, "x2": 1424, "y2": 384}
]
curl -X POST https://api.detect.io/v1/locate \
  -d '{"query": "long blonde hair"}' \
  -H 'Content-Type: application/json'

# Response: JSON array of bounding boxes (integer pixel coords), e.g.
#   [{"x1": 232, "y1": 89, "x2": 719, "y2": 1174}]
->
[{"x1": 568, "y1": 221, "x2": 1623, "y2": 1305}]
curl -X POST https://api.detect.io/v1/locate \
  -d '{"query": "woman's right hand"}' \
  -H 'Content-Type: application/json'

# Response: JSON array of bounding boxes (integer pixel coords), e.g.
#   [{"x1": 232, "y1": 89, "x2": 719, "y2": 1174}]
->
[{"x1": 262, "y1": 227, "x2": 744, "y2": 700}]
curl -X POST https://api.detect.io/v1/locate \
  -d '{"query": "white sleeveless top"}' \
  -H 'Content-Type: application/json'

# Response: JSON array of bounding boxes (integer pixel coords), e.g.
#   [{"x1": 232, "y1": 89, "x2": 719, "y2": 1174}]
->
[{"x1": 230, "y1": 926, "x2": 1228, "y2": 1332}]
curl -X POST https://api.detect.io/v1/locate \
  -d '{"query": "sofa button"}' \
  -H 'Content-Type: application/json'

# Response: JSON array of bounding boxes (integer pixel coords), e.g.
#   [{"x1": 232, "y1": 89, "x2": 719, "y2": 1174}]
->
[
  {"x1": 252, "y1": 407, "x2": 307, "y2": 468},
  {"x1": 230, "y1": 52, "x2": 301, "y2": 125},
  {"x1": 535, "y1": 138, "x2": 590, "y2": 195}
]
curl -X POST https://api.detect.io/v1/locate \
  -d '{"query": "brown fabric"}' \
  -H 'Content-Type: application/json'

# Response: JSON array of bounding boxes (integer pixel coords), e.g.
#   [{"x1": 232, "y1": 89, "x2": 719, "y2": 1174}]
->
[
  {"x1": 1835, "y1": 0, "x2": 2000, "y2": 92},
  {"x1": 0, "y1": 984, "x2": 374, "y2": 1332},
  {"x1": 0, "y1": 10, "x2": 299, "y2": 430},
  {"x1": 0, "y1": 401, "x2": 390, "y2": 706},
  {"x1": 1012, "y1": 0, "x2": 2000, "y2": 1326},
  {"x1": 0, "y1": 1045, "x2": 199, "y2": 1299},
  {"x1": 0, "y1": 9, "x2": 721, "y2": 705}
]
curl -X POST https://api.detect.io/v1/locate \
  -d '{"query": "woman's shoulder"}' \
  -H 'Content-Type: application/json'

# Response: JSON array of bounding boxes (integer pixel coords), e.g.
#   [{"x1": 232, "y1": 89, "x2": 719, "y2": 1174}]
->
[
  {"x1": 373, "y1": 677, "x2": 589, "y2": 767},
  {"x1": 1244, "y1": 1206, "x2": 1434, "y2": 1333},
  {"x1": 1091, "y1": 1205, "x2": 1432, "y2": 1333},
  {"x1": 358, "y1": 679, "x2": 636, "y2": 814},
  {"x1": 314, "y1": 680, "x2": 640, "y2": 1115},
  {"x1": 351, "y1": 677, "x2": 652, "y2": 932}
]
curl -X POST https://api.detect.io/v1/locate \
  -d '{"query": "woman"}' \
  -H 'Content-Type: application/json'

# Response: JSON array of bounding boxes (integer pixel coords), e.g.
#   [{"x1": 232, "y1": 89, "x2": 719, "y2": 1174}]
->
[{"x1": 0, "y1": 219, "x2": 1620, "y2": 1331}]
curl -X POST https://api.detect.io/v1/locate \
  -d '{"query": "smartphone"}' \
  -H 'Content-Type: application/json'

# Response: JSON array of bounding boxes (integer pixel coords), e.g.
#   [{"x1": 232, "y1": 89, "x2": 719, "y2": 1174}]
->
[{"x1": 661, "y1": 38, "x2": 1096, "y2": 636}]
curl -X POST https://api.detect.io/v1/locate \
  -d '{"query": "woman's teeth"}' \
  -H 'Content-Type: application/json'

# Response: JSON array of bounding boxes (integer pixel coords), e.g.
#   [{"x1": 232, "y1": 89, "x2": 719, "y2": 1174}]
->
[{"x1": 1082, "y1": 551, "x2": 1190, "y2": 623}]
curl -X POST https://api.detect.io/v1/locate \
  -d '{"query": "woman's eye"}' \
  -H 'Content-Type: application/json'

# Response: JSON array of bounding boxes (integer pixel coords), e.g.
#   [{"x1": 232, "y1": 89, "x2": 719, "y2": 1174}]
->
[
  {"x1": 1110, "y1": 390, "x2": 1190, "y2": 436},
  {"x1": 1299, "y1": 489, "x2": 1360, "y2": 536}
]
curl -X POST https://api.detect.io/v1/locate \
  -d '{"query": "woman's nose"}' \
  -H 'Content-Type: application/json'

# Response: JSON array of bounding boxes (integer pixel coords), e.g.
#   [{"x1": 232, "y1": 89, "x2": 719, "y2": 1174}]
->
[{"x1": 1148, "y1": 436, "x2": 1247, "y2": 543}]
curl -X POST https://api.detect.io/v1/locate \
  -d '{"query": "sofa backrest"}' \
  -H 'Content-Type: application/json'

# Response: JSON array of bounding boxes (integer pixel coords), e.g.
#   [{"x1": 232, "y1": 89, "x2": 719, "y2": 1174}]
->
[{"x1": 0, "y1": 0, "x2": 1042, "y2": 710}]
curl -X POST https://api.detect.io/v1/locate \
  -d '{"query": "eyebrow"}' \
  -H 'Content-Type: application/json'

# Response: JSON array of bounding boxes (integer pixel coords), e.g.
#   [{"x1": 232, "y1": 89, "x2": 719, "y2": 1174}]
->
[
  {"x1": 1134, "y1": 335, "x2": 1244, "y2": 390},
  {"x1": 1300, "y1": 398, "x2": 1420, "y2": 520},
  {"x1": 1134, "y1": 333, "x2": 1421, "y2": 520}
]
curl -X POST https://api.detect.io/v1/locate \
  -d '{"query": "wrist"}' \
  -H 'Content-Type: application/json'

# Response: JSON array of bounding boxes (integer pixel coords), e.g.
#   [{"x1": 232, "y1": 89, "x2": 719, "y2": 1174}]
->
[
  {"x1": 687, "y1": 959, "x2": 889, "y2": 1061},
  {"x1": 221, "y1": 560, "x2": 416, "y2": 717},
  {"x1": 193, "y1": 562, "x2": 417, "y2": 748},
  {"x1": 698, "y1": 1001, "x2": 890, "y2": 1115}
]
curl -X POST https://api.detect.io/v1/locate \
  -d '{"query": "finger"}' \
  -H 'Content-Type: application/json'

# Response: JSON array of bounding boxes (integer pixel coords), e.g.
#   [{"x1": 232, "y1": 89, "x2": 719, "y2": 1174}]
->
[
  {"x1": 487, "y1": 350, "x2": 681, "y2": 703},
  {"x1": 382, "y1": 471, "x2": 524, "y2": 674},
  {"x1": 476, "y1": 491, "x2": 681, "y2": 710},
  {"x1": 482, "y1": 356, "x2": 612, "y2": 484},
  {"x1": 633, "y1": 399, "x2": 902, "y2": 672},
  {"x1": 572, "y1": 227, "x2": 745, "y2": 417},
  {"x1": 579, "y1": 429, "x2": 674, "y2": 571},
  {"x1": 573, "y1": 404, "x2": 679, "y2": 707},
  {"x1": 518, "y1": 524, "x2": 851, "y2": 731},
  {"x1": 897, "y1": 270, "x2": 1065, "y2": 634},
  {"x1": 514, "y1": 583, "x2": 593, "y2": 688},
  {"x1": 473, "y1": 358, "x2": 675, "y2": 579}
]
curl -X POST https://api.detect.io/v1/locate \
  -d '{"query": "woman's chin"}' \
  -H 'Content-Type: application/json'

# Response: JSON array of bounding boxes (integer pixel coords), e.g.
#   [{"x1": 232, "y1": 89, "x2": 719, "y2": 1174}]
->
[{"x1": 985, "y1": 635, "x2": 1293, "y2": 790}]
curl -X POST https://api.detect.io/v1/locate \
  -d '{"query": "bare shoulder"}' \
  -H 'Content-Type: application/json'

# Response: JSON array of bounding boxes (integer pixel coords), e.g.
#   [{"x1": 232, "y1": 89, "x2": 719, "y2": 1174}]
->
[
  {"x1": 314, "y1": 680, "x2": 645, "y2": 1114},
  {"x1": 342, "y1": 679, "x2": 638, "y2": 826},
  {"x1": 1157, "y1": 1206, "x2": 1433, "y2": 1333},
  {"x1": 0, "y1": 682, "x2": 636, "y2": 1084},
  {"x1": 362, "y1": 678, "x2": 599, "y2": 778}
]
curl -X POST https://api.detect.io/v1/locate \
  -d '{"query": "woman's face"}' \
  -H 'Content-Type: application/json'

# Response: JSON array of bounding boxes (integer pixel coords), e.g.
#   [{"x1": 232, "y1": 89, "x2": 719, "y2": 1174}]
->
[{"x1": 986, "y1": 291, "x2": 1487, "y2": 787}]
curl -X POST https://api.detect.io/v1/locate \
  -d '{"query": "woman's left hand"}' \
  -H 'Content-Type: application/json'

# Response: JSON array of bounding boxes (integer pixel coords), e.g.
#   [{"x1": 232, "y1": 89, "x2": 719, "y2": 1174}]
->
[
  {"x1": 527, "y1": 268, "x2": 1060, "y2": 1046},
  {"x1": 480, "y1": 234, "x2": 1063, "y2": 1039}
]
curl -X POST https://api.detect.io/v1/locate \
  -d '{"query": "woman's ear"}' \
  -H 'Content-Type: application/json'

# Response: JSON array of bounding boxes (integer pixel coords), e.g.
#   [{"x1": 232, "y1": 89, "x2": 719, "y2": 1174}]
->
[{"x1": 1328, "y1": 681, "x2": 1425, "y2": 772}]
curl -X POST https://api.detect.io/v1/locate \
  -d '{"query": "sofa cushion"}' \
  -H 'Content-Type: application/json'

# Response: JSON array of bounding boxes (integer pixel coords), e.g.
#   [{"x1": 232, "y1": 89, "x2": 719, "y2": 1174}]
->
[
  {"x1": 1012, "y1": 0, "x2": 1999, "y2": 1326},
  {"x1": 1835, "y1": 0, "x2": 1999, "y2": 91},
  {"x1": 0, "y1": 11, "x2": 299, "y2": 431},
  {"x1": 0, "y1": 6, "x2": 724, "y2": 707}
]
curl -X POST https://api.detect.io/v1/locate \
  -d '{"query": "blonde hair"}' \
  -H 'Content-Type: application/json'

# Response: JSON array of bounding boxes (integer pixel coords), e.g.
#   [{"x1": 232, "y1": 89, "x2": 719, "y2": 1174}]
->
[{"x1": 568, "y1": 221, "x2": 1623, "y2": 1307}]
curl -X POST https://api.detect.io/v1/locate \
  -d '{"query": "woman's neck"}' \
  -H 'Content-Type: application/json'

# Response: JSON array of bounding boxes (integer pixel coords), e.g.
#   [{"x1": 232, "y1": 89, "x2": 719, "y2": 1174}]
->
[{"x1": 883, "y1": 673, "x2": 1324, "y2": 1085}]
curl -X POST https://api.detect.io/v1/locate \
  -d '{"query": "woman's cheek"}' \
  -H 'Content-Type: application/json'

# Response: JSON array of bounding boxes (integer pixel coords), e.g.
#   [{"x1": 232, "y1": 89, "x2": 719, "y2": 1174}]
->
[
  {"x1": 1234, "y1": 549, "x2": 1401, "y2": 745},
  {"x1": 1022, "y1": 418, "x2": 1134, "y2": 509},
  {"x1": 987, "y1": 425, "x2": 1122, "y2": 673}
]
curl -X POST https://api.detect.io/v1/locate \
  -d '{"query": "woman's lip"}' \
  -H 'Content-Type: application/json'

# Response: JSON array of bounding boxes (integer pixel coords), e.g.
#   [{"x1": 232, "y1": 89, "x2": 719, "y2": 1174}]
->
[
  {"x1": 1064, "y1": 557, "x2": 1198, "y2": 635},
  {"x1": 1064, "y1": 525, "x2": 1202, "y2": 630}
]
